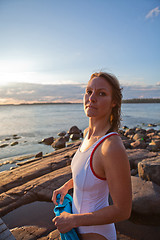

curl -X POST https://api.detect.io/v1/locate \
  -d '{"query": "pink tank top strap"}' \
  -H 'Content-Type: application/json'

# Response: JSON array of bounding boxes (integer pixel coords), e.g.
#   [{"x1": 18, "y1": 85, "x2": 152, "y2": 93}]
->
[{"x1": 90, "y1": 132, "x2": 119, "y2": 180}]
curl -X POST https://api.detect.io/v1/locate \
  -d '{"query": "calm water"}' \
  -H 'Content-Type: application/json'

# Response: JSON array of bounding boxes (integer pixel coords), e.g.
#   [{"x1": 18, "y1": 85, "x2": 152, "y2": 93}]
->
[{"x1": 0, "y1": 103, "x2": 160, "y2": 171}]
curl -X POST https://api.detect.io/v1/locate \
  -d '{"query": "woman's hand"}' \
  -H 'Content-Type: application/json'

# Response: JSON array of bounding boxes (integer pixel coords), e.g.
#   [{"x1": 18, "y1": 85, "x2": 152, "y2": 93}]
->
[
  {"x1": 52, "y1": 179, "x2": 73, "y2": 205},
  {"x1": 52, "y1": 211, "x2": 75, "y2": 233},
  {"x1": 52, "y1": 185, "x2": 68, "y2": 205}
]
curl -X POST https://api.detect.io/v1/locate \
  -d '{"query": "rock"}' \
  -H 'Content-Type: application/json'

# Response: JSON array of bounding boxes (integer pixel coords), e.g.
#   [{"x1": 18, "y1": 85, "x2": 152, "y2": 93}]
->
[
  {"x1": 122, "y1": 140, "x2": 131, "y2": 149},
  {"x1": 124, "y1": 128, "x2": 135, "y2": 137},
  {"x1": 10, "y1": 142, "x2": 18, "y2": 146},
  {"x1": 68, "y1": 125, "x2": 81, "y2": 134},
  {"x1": 5, "y1": 137, "x2": 11, "y2": 141},
  {"x1": 130, "y1": 140, "x2": 147, "y2": 149},
  {"x1": 0, "y1": 142, "x2": 81, "y2": 217},
  {"x1": 0, "y1": 218, "x2": 16, "y2": 240},
  {"x1": 57, "y1": 131, "x2": 66, "y2": 137},
  {"x1": 146, "y1": 128, "x2": 155, "y2": 134},
  {"x1": 131, "y1": 169, "x2": 138, "y2": 176},
  {"x1": 148, "y1": 123, "x2": 157, "y2": 127},
  {"x1": 133, "y1": 133, "x2": 146, "y2": 141},
  {"x1": 122, "y1": 126, "x2": 129, "y2": 130},
  {"x1": 70, "y1": 133, "x2": 81, "y2": 140},
  {"x1": 13, "y1": 136, "x2": 21, "y2": 140},
  {"x1": 11, "y1": 225, "x2": 48, "y2": 240},
  {"x1": 135, "y1": 128, "x2": 146, "y2": 134},
  {"x1": 0, "y1": 143, "x2": 9, "y2": 148},
  {"x1": 147, "y1": 141, "x2": 160, "y2": 152},
  {"x1": 35, "y1": 152, "x2": 43, "y2": 158},
  {"x1": 41, "y1": 137, "x2": 54, "y2": 145},
  {"x1": 127, "y1": 149, "x2": 157, "y2": 169},
  {"x1": 63, "y1": 134, "x2": 70, "y2": 142},
  {"x1": 52, "y1": 137, "x2": 66, "y2": 149},
  {"x1": 138, "y1": 156, "x2": 160, "y2": 186},
  {"x1": 131, "y1": 176, "x2": 160, "y2": 225}
]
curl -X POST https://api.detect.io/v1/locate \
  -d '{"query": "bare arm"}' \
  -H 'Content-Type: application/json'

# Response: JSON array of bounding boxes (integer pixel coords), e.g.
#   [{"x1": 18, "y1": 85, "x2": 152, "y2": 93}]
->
[{"x1": 52, "y1": 178, "x2": 73, "y2": 205}]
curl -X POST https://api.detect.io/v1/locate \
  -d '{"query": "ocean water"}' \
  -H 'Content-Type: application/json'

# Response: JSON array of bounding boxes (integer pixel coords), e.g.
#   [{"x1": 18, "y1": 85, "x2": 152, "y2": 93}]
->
[{"x1": 0, "y1": 103, "x2": 160, "y2": 171}]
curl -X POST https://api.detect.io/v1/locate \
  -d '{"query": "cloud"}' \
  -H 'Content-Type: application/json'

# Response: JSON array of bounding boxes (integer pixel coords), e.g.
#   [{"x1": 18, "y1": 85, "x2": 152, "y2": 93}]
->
[
  {"x1": 146, "y1": 6, "x2": 160, "y2": 19},
  {"x1": 122, "y1": 84, "x2": 160, "y2": 99},
  {"x1": 0, "y1": 83, "x2": 86, "y2": 104},
  {"x1": 0, "y1": 82, "x2": 160, "y2": 104}
]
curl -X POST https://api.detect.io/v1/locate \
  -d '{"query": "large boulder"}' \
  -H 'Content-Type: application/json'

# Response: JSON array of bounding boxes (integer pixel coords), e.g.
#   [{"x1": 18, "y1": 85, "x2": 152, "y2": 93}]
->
[
  {"x1": 70, "y1": 133, "x2": 81, "y2": 141},
  {"x1": 41, "y1": 137, "x2": 54, "y2": 145},
  {"x1": 131, "y1": 176, "x2": 160, "y2": 225},
  {"x1": 68, "y1": 126, "x2": 81, "y2": 135},
  {"x1": 138, "y1": 156, "x2": 160, "y2": 186},
  {"x1": 127, "y1": 149, "x2": 157, "y2": 169},
  {"x1": 52, "y1": 137, "x2": 66, "y2": 149}
]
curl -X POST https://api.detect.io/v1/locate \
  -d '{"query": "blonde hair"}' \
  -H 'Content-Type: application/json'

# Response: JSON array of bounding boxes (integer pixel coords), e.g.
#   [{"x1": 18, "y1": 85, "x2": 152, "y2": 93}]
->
[{"x1": 90, "y1": 72, "x2": 123, "y2": 131}]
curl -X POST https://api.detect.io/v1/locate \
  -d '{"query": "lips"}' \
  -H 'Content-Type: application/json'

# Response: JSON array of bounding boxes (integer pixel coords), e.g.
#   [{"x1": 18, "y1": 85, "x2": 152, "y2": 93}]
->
[{"x1": 86, "y1": 104, "x2": 97, "y2": 110}]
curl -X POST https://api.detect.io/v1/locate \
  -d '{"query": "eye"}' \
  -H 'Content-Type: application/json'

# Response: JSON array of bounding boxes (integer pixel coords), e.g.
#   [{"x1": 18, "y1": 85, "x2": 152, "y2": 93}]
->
[
  {"x1": 86, "y1": 89, "x2": 92, "y2": 95},
  {"x1": 99, "y1": 92, "x2": 106, "y2": 96}
]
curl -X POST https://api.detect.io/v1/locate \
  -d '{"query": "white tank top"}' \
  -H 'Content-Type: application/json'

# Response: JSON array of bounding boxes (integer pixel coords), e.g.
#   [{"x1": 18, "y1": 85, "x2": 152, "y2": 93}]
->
[{"x1": 71, "y1": 132, "x2": 118, "y2": 240}]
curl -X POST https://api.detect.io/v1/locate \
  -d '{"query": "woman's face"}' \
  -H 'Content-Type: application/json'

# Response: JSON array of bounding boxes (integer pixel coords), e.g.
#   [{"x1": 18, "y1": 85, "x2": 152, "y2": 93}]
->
[{"x1": 83, "y1": 76, "x2": 115, "y2": 120}]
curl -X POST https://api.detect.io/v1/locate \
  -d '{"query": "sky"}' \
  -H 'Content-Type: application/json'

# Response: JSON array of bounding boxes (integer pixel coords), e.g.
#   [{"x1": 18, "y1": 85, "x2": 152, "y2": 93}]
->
[{"x1": 0, "y1": 0, "x2": 160, "y2": 104}]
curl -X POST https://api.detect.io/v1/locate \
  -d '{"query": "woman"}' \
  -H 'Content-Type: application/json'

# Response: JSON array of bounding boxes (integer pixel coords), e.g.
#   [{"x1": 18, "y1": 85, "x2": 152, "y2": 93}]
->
[{"x1": 52, "y1": 72, "x2": 132, "y2": 240}]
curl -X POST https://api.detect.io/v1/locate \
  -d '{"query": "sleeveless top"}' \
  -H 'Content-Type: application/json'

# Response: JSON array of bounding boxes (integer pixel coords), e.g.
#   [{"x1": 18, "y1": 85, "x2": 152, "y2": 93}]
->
[{"x1": 71, "y1": 132, "x2": 118, "y2": 240}]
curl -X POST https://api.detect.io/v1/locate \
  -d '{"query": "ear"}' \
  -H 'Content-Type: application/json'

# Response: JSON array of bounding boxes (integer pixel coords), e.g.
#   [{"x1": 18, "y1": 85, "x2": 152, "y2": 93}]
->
[{"x1": 111, "y1": 101, "x2": 116, "y2": 108}]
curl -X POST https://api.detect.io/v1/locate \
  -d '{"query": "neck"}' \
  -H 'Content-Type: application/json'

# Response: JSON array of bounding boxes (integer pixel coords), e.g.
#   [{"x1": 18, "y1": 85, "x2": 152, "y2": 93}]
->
[{"x1": 88, "y1": 117, "x2": 111, "y2": 139}]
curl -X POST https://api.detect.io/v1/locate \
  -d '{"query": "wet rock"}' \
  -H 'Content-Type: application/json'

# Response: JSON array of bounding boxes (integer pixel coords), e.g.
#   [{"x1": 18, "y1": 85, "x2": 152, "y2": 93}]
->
[
  {"x1": 138, "y1": 156, "x2": 160, "y2": 186},
  {"x1": 57, "y1": 131, "x2": 66, "y2": 137},
  {"x1": 10, "y1": 142, "x2": 18, "y2": 146},
  {"x1": 41, "y1": 137, "x2": 54, "y2": 145},
  {"x1": 5, "y1": 137, "x2": 11, "y2": 141},
  {"x1": 148, "y1": 123, "x2": 157, "y2": 127},
  {"x1": 63, "y1": 134, "x2": 70, "y2": 142},
  {"x1": 35, "y1": 152, "x2": 43, "y2": 158},
  {"x1": 70, "y1": 133, "x2": 81, "y2": 140},
  {"x1": 13, "y1": 136, "x2": 21, "y2": 140},
  {"x1": 0, "y1": 143, "x2": 9, "y2": 148},
  {"x1": 68, "y1": 125, "x2": 81, "y2": 134},
  {"x1": 52, "y1": 137, "x2": 66, "y2": 149}
]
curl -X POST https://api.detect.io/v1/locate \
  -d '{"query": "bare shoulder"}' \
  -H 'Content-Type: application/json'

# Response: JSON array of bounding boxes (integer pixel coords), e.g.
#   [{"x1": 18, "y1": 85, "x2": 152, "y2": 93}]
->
[{"x1": 101, "y1": 134, "x2": 128, "y2": 163}]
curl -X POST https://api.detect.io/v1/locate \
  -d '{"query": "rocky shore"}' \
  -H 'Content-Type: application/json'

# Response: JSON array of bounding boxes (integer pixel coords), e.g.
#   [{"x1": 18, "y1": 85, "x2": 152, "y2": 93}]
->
[{"x1": 0, "y1": 126, "x2": 160, "y2": 240}]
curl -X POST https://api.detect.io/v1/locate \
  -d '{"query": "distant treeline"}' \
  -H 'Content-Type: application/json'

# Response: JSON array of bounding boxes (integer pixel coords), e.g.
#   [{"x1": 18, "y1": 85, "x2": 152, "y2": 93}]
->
[
  {"x1": 1, "y1": 99, "x2": 160, "y2": 106},
  {"x1": 122, "y1": 98, "x2": 160, "y2": 103}
]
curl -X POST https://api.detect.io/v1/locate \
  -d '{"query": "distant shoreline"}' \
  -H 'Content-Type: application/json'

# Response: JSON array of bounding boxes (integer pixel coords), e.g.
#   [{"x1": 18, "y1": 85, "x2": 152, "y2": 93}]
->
[{"x1": 0, "y1": 98, "x2": 160, "y2": 106}]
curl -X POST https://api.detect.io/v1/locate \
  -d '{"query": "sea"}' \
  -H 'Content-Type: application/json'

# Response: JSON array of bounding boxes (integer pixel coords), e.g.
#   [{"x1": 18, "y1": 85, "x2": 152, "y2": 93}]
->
[{"x1": 0, "y1": 103, "x2": 160, "y2": 172}]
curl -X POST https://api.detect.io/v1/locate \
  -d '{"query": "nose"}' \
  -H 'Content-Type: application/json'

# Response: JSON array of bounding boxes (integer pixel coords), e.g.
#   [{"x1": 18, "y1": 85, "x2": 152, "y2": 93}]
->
[{"x1": 89, "y1": 92, "x2": 96, "y2": 102}]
